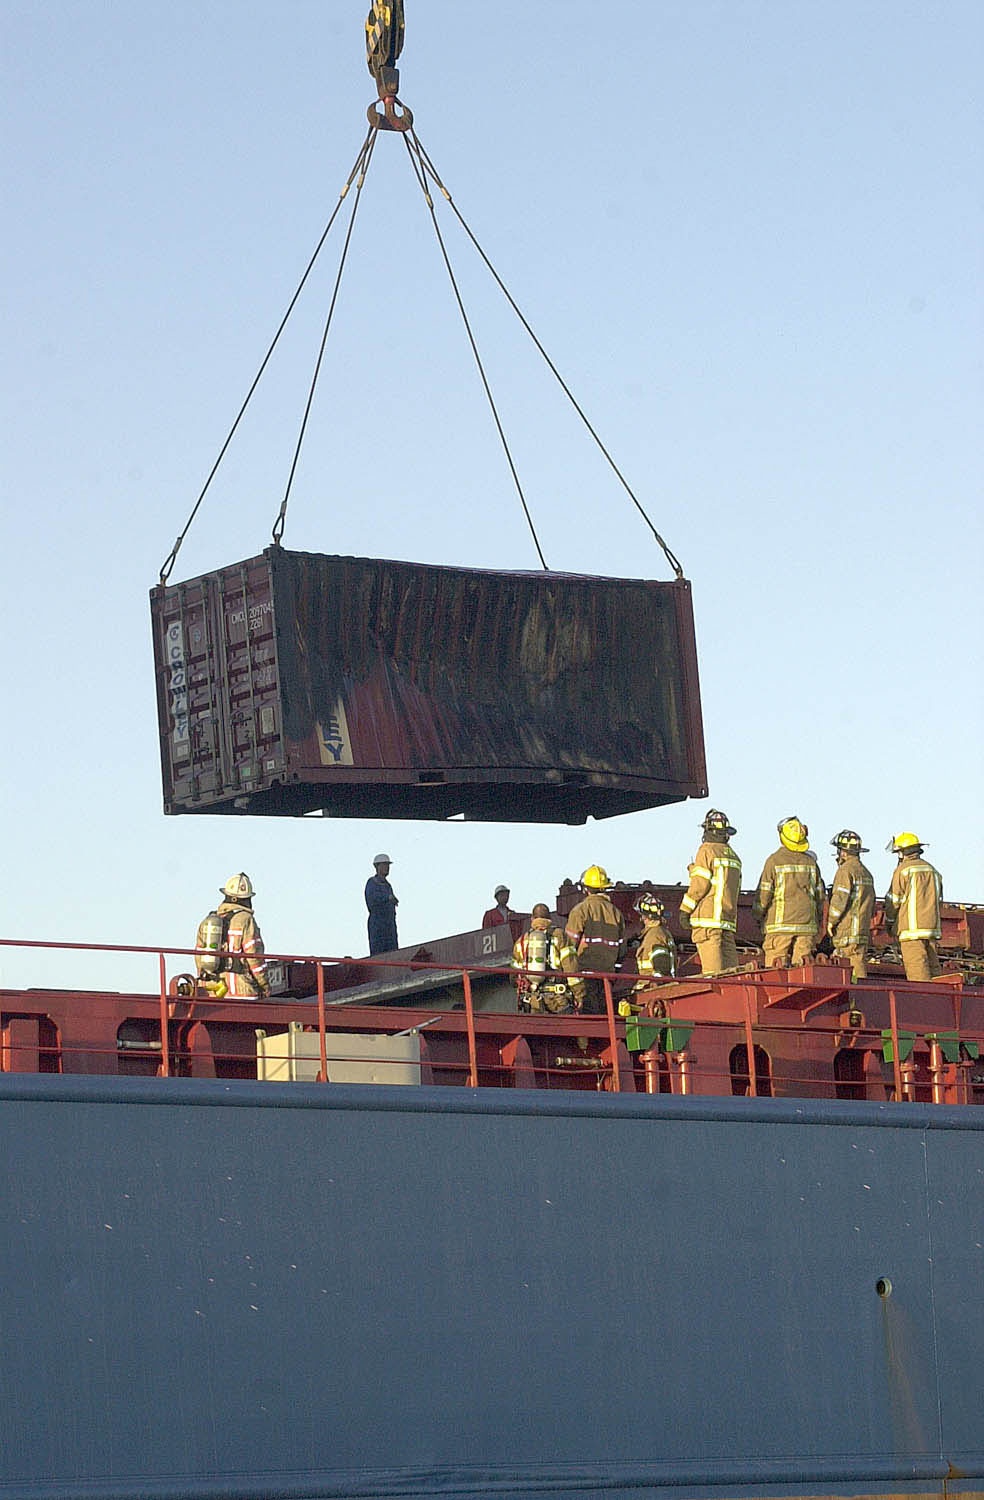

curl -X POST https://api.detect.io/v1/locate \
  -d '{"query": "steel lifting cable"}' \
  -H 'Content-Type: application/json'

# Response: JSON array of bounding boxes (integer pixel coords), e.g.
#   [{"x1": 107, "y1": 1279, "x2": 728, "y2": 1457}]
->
[
  {"x1": 271, "y1": 130, "x2": 378, "y2": 546},
  {"x1": 406, "y1": 130, "x2": 685, "y2": 581},
  {"x1": 158, "y1": 129, "x2": 375, "y2": 587},
  {"x1": 402, "y1": 132, "x2": 549, "y2": 571}
]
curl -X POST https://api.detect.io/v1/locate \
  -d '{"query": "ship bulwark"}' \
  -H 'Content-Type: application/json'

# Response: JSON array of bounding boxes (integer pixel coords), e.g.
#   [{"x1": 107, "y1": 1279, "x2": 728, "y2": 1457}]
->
[{"x1": 0, "y1": 1077, "x2": 981, "y2": 1500}]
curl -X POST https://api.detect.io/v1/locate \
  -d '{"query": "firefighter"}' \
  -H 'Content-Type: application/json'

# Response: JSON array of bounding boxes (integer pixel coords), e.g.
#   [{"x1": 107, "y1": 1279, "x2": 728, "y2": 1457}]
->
[
  {"x1": 883, "y1": 833, "x2": 944, "y2": 981},
  {"x1": 511, "y1": 904, "x2": 576, "y2": 1013},
  {"x1": 565, "y1": 866, "x2": 626, "y2": 1014},
  {"x1": 365, "y1": 854, "x2": 399, "y2": 955},
  {"x1": 827, "y1": 830, "x2": 876, "y2": 980},
  {"x1": 195, "y1": 873, "x2": 270, "y2": 998},
  {"x1": 634, "y1": 892, "x2": 676, "y2": 987},
  {"x1": 679, "y1": 809, "x2": 742, "y2": 974},
  {"x1": 753, "y1": 818, "x2": 825, "y2": 968}
]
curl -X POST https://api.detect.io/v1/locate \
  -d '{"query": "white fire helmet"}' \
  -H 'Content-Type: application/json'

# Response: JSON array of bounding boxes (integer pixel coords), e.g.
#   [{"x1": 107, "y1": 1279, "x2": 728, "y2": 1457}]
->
[{"x1": 221, "y1": 872, "x2": 255, "y2": 901}]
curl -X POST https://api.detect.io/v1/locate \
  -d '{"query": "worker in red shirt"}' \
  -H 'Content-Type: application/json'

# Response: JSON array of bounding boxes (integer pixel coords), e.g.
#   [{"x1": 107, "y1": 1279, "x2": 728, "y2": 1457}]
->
[{"x1": 482, "y1": 885, "x2": 516, "y2": 929}]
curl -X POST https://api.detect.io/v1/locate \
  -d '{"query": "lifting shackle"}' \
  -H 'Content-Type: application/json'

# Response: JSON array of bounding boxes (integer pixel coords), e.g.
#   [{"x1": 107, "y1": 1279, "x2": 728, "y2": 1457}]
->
[{"x1": 366, "y1": 1, "x2": 413, "y2": 132}]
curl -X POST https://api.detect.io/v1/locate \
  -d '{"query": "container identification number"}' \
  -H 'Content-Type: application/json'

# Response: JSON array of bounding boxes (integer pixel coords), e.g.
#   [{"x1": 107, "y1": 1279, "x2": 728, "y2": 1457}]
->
[{"x1": 229, "y1": 599, "x2": 273, "y2": 632}]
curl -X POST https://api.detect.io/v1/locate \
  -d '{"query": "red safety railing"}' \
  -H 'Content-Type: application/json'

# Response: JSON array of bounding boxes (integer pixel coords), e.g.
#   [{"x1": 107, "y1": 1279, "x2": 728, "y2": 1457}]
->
[{"x1": 1, "y1": 937, "x2": 981, "y2": 1104}]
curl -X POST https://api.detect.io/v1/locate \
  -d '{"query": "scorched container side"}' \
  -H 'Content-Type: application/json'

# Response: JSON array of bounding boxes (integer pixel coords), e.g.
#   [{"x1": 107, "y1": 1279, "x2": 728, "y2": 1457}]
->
[{"x1": 150, "y1": 548, "x2": 707, "y2": 823}]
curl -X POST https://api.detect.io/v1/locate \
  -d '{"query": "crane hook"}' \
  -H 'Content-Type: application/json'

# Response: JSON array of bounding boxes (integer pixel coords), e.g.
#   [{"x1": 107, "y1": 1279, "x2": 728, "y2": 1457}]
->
[
  {"x1": 367, "y1": 86, "x2": 414, "y2": 133},
  {"x1": 365, "y1": 2, "x2": 413, "y2": 132}
]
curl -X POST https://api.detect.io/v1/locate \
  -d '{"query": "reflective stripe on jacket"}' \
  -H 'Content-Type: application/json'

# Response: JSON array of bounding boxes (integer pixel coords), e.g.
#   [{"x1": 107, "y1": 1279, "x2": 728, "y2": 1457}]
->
[
  {"x1": 680, "y1": 841, "x2": 741, "y2": 932},
  {"x1": 753, "y1": 848, "x2": 824, "y2": 936},
  {"x1": 565, "y1": 893, "x2": 626, "y2": 973},
  {"x1": 884, "y1": 856, "x2": 942, "y2": 942},
  {"x1": 827, "y1": 854, "x2": 875, "y2": 948}
]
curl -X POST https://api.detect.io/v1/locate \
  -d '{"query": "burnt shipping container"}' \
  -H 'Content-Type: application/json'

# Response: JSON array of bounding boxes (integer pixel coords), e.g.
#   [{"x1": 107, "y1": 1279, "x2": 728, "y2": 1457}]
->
[{"x1": 150, "y1": 548, "x2": 707, "y2": 823}]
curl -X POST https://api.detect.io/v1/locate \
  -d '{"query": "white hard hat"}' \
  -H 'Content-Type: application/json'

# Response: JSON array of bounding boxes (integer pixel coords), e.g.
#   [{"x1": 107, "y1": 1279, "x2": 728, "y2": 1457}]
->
[
  {"x1": 221, "y1": 872, "x2": 254, "y2": 900},
  {"x1": 373, "y1": 853, "x2": 392, "y2": 865},
  {"x1": 494, "y1": 884, "x2": 510, "y2": 897}
]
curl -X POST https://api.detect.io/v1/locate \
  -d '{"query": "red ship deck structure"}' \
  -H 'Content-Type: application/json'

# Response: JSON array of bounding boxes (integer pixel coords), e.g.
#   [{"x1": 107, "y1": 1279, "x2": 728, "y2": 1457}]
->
[{"x1": 4, "y1": 884, "x2": 982, "y2": 1105}]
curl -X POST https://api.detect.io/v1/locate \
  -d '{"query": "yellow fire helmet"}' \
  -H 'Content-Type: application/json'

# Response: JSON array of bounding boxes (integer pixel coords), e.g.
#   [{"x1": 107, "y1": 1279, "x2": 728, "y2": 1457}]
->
[
  {"x1": 888, "y1": 831, "x2": 925, "y2": 853},
  {"x1": 580, "y1": 864, "x2": 612, "y2": 891},
  {"x1": 221, "y1": 872, "x2": 255, "y2": 901},
  {"x1": 778, "y1": 817, "x2": 810, "y2": 853}
]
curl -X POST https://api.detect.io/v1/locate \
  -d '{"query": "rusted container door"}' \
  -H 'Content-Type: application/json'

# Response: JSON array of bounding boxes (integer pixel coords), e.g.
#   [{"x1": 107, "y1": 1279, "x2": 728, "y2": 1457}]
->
[
  {"x1": 151, "y1": 548, "x2": 707, "y2": 823},
  {"x1": 152, "y1": 554, "x2": 285, "y2": 813}
]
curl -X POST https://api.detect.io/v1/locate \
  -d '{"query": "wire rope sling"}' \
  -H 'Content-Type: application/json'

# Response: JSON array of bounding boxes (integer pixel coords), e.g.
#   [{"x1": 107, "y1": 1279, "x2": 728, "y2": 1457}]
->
[{"x1": 151, "y1": 4, "x2": 705, "y2": 826}]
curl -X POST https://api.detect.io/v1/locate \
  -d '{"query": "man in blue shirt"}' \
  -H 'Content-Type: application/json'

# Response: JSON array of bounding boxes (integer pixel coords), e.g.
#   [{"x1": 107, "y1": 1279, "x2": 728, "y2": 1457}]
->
[{"x1": 365, "y1": 854, "x2": 399, "y2": 955}]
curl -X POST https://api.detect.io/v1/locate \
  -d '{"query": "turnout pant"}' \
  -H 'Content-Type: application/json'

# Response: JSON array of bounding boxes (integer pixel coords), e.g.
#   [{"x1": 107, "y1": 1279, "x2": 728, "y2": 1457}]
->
[
  {"x1": 692, "y1": 927, "x2": 738, "y2": 975},
  {"x1": 833, "y1": 942, "x2": 868, "y2": 981},
  {"x1": 899, "y1": 939, "x2": 942, "y2": 981},
  {"x1": 762, "y1": 933, "x2": 816, "y2": 968},
  {"x1": 570, "y1": 976, "x2": 612, "y2": 1015}
]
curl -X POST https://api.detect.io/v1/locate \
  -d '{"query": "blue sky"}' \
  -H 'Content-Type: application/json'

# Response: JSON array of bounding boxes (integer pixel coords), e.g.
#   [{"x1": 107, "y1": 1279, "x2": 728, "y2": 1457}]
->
[{"x1": 2, "y1": 1, "x2": 982, "y2": 991}]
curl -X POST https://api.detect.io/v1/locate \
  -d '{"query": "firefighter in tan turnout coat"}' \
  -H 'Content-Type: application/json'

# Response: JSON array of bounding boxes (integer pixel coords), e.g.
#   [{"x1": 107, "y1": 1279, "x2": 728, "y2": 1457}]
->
[
  {"x1": 565, "y1": 866, "x2": 626, "y2": 1014},
  {"x1": 511, "y1": 904, "x2": 577, "y2": 1013},
  {"x1": 753, "y1": 818, "x2": 825, "y2": 968},
  {"x1": 679, "y1": 810, "x2": 742, "y2": 975},
  {"x1": 196, "y1": 873, "x2": 270, "y2": 998},
  {"x1": 883, "y1": 832, "x2": 944, "y2": 981},
  {"x1": 634, "y1": 892, "x2": 676, "y2": 986},
  {"x1": 827, "y1": 830, "x2": 876, "y2": 980}
]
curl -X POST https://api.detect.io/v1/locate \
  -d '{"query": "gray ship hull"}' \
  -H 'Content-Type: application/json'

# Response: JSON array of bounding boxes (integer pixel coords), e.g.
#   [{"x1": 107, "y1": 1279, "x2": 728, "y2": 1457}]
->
[{"x1": 1, "y1": 1076, "x2": 981, "y2": 1500}]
